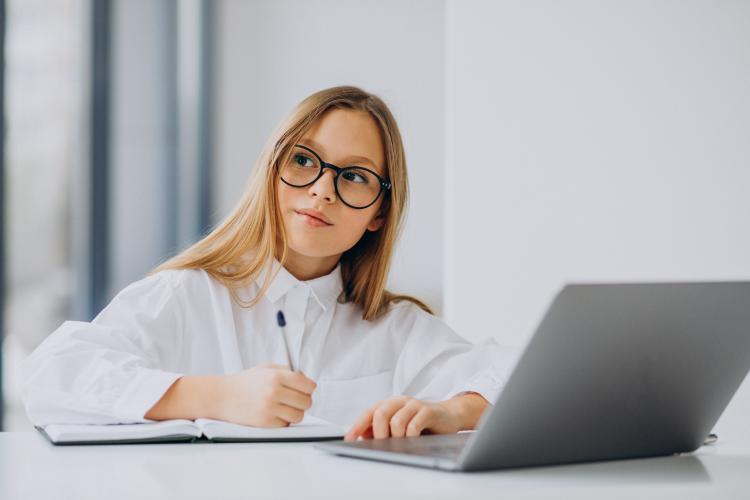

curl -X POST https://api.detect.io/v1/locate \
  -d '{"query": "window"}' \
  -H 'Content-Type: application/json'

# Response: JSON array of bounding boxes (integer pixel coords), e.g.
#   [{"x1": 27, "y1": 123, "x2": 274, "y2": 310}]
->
[{"x1": 2, "y1": 0, "x2": 85, "y2": 430}]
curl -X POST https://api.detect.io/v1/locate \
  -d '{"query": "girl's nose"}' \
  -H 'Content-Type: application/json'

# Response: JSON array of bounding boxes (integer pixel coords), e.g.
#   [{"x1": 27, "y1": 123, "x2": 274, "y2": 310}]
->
[{"x1": 308, "y1": 169, "x2": 337, "y2": 203}]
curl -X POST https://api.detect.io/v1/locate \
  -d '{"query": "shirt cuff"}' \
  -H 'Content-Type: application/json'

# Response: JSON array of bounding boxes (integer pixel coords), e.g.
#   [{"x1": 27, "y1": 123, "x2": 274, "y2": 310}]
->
[
  {"x1": 113, "y1": 368, "x2": 183, "y2": 422},
  {"x1": 449, "y1": 372, "x2": 503, "y2": 405}
]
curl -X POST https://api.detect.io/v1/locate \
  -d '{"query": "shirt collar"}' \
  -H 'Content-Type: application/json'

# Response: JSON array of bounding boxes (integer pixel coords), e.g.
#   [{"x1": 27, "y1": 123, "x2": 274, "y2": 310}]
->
[{"x1": 255, "y1": 259, "x2": 344, "y2": 311}]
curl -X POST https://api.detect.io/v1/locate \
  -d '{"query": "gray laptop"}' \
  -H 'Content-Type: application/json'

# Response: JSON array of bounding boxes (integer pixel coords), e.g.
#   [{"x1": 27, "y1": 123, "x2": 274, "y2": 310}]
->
[{"x1": 316, "y1": 282, "x2": 750, "y2": 471}]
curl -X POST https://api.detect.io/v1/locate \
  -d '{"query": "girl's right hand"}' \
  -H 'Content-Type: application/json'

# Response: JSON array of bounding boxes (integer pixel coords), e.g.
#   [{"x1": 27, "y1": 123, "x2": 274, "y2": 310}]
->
[{"x1": 217, "y1": 364, "x2": 317, "y2": 427}]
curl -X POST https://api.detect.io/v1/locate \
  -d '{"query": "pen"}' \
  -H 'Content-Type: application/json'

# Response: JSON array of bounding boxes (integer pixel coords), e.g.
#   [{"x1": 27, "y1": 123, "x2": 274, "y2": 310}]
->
[{"x1": 276, "y1": 310, "x2": 295, "y2": 371}]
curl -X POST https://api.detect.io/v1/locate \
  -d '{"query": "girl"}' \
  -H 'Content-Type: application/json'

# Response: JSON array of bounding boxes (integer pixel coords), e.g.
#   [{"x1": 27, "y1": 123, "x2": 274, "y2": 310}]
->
[{"x1": 19, "y1": 86, "x2": 515, "y2": 441}]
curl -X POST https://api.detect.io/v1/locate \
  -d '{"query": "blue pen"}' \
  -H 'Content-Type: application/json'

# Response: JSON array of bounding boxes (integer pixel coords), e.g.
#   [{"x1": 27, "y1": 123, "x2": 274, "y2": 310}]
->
[{"x1": 276, "y1": 310, "x2": 295, "y2": 371}]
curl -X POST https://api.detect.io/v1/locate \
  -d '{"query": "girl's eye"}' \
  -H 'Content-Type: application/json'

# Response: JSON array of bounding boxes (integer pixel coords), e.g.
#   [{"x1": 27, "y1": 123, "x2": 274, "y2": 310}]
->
[
  {"x1": 342, "y1": 170, "x2": 368, "y2": 184},
  {"x1": 293, "y1": 154, "x2": 316, "y2": 168}
]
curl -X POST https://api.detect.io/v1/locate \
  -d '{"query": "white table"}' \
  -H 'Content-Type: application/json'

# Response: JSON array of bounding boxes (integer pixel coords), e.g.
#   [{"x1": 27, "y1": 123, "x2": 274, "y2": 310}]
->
[
  {"x1": 4, "y1": 378, "x2": 750, "y2": 499},
  {"x1": 1, "y1": 429, "x2": 749, "y2": 500}
]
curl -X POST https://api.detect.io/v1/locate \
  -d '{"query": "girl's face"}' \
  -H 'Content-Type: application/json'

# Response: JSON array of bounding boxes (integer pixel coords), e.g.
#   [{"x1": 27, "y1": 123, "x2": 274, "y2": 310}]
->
[{"x1": 276, "y1": 108, "x2": 386, "y2": 279}]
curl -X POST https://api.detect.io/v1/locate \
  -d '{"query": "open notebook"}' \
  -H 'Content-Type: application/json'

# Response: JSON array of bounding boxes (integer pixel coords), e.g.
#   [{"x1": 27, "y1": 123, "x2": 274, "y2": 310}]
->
[{"x1": 36, "y1": 414, "x2": 346, "y2": 445}]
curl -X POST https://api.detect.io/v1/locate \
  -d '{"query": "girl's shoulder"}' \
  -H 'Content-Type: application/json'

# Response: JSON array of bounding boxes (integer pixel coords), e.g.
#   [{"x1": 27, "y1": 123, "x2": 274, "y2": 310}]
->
[{"x1": 357, "y1": 296, "x2": 441, "y2": 332}]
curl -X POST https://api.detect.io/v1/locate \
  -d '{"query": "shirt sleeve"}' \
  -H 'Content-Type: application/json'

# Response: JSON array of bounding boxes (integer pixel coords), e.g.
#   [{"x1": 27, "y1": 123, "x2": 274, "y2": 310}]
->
[
  {"x1": 17, "y1": 270, "x2": 187, "y2": 426},
  {"x1": 391, "y1": 304, "x2": 519, "y2": 405}
]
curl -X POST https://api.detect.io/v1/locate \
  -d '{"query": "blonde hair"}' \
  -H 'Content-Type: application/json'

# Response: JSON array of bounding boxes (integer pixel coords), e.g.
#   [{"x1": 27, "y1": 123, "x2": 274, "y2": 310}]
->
[{"x1": 151, "y1": 85, "x2": 432, "y2": 320}]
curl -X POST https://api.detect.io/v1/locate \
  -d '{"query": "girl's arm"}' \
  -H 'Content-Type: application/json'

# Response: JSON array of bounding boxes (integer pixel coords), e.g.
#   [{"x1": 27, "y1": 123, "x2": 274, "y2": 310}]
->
[
  {"x1": 440, "y1": 392, "x2": 490, "y2": 429},
  {"x1": 19, "y1": 272, "x2": 186, "y2": 426},
  {"x1": 343, "y1": 305, "x2": 516, "y2": 441},
  {"x1": 145, "y1": 365, "x2": 317, "y2": 427},
  {"x1": 144, "y1": 375, "x2": 226, "y2": 421}
]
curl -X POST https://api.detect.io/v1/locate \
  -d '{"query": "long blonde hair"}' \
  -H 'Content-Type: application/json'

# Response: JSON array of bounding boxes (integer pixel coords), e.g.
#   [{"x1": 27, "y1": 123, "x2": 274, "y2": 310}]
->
[{"x1": 151, "y1": 86, "x2": 432, "y2": 320}]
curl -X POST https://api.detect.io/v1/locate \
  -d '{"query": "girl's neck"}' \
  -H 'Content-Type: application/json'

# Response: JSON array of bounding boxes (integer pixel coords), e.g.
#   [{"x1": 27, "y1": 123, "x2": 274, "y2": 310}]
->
[{"x1": 282, "y1": 250, "x2": 341, "y2": 281}]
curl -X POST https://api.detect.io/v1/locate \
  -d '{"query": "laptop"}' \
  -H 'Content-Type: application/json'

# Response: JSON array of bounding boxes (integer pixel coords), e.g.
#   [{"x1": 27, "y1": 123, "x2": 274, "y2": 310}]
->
[{"x1": 315, "y1": 282, "x2": 750, "y2": 471}]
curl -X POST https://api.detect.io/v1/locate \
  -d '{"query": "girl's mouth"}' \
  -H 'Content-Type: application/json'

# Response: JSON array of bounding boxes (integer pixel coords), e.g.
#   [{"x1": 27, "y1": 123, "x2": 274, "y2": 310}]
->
[{"x1": 294, "y1": 210, "x2": 332, "y2": 227}]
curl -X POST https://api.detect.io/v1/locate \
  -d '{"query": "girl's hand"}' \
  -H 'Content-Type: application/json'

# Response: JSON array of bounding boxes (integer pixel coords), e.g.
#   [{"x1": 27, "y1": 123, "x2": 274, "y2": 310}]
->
[
  {"x1": 217, "y1": 364, "x2": 317, "y2": 427},
  {"x1": 344, "y1": 395, "x2": 470, "y2": 441}
]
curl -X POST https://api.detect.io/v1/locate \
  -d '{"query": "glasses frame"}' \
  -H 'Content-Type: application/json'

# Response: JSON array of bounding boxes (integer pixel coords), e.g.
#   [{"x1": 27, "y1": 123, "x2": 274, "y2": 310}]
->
[{"x1": 279, "y1": 144, "x2": 392, "y2": 209}]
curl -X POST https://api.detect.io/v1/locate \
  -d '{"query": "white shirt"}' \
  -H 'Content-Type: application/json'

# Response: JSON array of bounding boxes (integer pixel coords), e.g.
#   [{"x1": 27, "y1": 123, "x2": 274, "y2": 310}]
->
[{"x1": 19, "y1": 261, "x2": 518, "y2": 427}]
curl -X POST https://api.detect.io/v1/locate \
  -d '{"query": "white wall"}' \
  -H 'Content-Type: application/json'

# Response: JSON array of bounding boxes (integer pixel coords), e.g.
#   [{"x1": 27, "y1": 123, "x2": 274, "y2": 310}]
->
[
  {"x1": 445, "y1": 0, "x2": 750, "y2": 346},
  {"x1": 214, "y1": 0, "x2": 446, "y2": 313}
]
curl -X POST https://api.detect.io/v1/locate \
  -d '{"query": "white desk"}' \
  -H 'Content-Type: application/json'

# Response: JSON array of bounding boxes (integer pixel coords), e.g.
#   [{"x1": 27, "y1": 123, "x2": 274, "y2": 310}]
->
[{"x1": 1, "y1": 430, "x2": 749, "y2": 500}]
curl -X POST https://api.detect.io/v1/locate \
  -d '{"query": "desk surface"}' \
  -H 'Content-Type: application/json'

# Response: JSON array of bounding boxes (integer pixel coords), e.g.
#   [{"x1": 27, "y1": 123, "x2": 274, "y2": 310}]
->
[{"x1": 1, "y1": 430, "x2": 749, "y2": 500}]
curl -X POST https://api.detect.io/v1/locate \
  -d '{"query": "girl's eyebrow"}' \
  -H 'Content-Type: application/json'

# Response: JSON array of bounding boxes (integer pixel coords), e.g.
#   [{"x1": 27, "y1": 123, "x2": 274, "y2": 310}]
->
[{"x1": 299, "y1": 138, "x2": 378, "y2": 169}]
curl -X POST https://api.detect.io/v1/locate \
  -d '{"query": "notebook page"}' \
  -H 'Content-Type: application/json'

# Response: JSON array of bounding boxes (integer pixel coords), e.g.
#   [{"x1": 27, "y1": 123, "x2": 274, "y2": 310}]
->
[
  {"x1": 196, "y1": 414, "x2": 346, "y2": 440},
  {"x1": 42, "y1": 419, "x2": 201, "y2": 443}
]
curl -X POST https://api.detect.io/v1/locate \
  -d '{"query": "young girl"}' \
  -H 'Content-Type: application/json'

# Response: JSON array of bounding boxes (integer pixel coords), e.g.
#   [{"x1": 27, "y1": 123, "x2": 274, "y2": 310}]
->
[{"x1": 19, "y1": 86, "x2": 515, "y2": 441}]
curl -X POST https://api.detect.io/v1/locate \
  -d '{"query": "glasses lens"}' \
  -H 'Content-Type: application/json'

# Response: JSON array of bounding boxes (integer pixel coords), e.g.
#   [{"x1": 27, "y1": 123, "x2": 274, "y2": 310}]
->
[
  {"x1": 280, "y1": 147, "x2": 322, "y2": 187},
  {"x1": 337, "y1": 167, "x2": 382, "y2": 208}
]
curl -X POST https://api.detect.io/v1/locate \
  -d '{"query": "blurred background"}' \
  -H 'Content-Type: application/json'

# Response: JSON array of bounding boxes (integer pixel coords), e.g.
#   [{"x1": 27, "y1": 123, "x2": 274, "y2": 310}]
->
[{"x1": 1, "y1": 0, "x2": 749, "y2": 435}]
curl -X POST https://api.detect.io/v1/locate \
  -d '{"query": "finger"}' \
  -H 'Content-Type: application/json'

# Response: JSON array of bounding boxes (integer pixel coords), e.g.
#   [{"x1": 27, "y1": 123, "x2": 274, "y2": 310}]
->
[
  {"x1": 264, "y1": 416, "x2": 289, "y2": 428},
  {"x1": 273, "y1": 403, "x2": 305, "y2": 424},
  {"x1": 389, "y1": 400, "x2": 422, "y2": 438},
  {"x1": 345, "y1": 409, "x2": 374, "y2": 441},
  {"x1": 405, "y1": 407, "x2": 433, "y2": 437},
  {"x1": 372, "y1": 398, "x2": 407, "y2": 439},
  {"x1": 279, "y1": 370, "x2": 317, "y2": 394},
  {"x1": 275, "y1": 386, "x2": 313, "y2": 411}
]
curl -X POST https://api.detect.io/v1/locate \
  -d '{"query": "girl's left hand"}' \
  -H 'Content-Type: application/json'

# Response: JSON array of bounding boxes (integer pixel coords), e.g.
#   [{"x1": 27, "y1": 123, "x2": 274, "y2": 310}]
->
[{"x1": 344, "y1": 396, "x2": 463, "y2": 441}]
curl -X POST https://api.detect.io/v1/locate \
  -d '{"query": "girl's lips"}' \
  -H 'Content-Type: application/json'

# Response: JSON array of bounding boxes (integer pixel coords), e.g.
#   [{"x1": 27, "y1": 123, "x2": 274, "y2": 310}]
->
[{"x1": 295, "y1": 211, "x2": 332, "y2": 227}]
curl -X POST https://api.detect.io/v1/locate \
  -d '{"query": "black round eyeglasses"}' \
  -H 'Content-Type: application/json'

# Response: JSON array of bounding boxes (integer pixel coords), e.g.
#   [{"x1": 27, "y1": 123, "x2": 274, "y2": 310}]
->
[{"x1": 278, "y1": 144, "x2": 391, "y2": 209}]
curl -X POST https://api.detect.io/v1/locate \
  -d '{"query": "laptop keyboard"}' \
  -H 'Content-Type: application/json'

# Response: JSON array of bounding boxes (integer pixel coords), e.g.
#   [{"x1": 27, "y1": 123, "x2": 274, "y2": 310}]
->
[{"x1": 350, "y1": 432, "x2": 473, "y2": 459}]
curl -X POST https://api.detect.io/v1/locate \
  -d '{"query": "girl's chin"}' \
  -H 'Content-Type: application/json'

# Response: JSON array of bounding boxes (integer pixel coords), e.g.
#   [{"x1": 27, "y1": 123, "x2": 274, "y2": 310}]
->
[{"x1": 286, "y1": 242, "x2": 339, "y2": 259}]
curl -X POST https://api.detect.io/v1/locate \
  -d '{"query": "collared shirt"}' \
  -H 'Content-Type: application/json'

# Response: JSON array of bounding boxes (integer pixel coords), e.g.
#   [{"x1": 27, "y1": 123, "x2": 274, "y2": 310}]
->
[{"x1": 19, "y1": 261, "x2": 518, "y2": 427}]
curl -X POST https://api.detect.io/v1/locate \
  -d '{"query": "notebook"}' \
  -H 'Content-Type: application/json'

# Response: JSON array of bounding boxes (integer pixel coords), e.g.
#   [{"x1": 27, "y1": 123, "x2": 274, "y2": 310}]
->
[{"x1": 37, "y1": 414, "x2": 346, "y2": 445}]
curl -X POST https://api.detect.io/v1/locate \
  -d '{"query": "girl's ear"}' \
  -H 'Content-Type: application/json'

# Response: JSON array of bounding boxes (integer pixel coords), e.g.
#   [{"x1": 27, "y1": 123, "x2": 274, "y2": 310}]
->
[{"x1": 366, "y1": 212, "x2": 385, "y2": 232}]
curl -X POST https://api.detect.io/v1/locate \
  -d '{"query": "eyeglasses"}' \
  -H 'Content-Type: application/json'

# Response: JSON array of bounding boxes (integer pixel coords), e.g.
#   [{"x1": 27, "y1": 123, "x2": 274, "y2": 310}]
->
[{"x1": 278, "y1": 144, "x2": 391, "y2": 209}]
